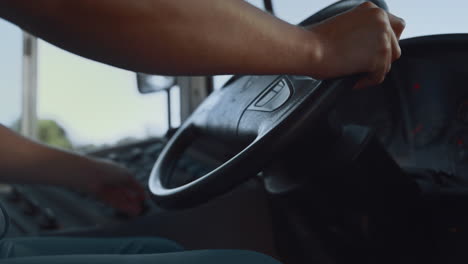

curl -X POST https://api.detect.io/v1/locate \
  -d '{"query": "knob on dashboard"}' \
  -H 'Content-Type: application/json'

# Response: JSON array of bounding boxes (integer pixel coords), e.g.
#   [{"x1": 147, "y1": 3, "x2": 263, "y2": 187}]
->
[
  {"x1": 20, "y1": 197, "x2": 41, "y2": 216},
  {"x1": 38, "y1": 208, "x2": 59, "y2": 230},
  {"x1": 6, "y1": 186, "x2": 21, "y2": 203}
]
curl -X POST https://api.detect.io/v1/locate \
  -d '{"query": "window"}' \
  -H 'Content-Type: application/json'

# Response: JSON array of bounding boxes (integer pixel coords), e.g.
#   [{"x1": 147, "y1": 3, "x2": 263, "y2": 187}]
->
[
  {"x1": 385, "y1": 0, "x2": 468, "y2": 38},
  {"x1": 0, "y1": 20, "x2": 22, "y2": 132},
  {"x1": 272, "y1": 0, "x2": 468, "y2": 39},
  {"x1": 37, "y1": 41, "x2": 171, "y2": 152}
]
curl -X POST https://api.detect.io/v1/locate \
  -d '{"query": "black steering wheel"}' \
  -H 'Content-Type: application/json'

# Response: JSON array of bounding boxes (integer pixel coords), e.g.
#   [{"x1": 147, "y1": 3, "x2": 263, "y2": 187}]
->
[{"x1": 149, "y1": 0, "x2": 388, "y2": 209}]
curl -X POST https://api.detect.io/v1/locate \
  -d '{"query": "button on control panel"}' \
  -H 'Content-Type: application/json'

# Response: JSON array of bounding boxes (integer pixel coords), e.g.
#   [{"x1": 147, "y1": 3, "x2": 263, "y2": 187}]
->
[{"x1": 248, "y1": 79, "x2": 292, "y2": 112}]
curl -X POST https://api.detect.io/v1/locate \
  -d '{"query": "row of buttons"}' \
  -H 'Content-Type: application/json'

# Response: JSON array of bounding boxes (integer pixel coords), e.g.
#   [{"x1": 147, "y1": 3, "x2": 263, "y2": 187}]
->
[{"x1": 6, "y1": 187, "x2": 59, "y2": 230}]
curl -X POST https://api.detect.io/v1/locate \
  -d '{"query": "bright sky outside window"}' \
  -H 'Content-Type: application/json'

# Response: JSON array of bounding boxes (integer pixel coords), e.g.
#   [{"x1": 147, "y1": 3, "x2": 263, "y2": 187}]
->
[
  {"x1": 37, "y1": 41, "x2": 171, "y2": 151},
  {"x1": 272, "y1": 0, "x2": 468, "y2": 38},
  {"x1": 0, "y1": 20, "x2": 22, "y2": 132}
]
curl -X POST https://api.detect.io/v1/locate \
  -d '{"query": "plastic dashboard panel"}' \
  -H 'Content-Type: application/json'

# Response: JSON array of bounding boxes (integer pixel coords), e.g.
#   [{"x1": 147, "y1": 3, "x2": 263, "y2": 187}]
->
[
  {"x1": 331, "y1": 34, "x2": 468, "y2": 186},
  {"x1": 0, "y1": 138, "x2": 217, "y2": 237}
]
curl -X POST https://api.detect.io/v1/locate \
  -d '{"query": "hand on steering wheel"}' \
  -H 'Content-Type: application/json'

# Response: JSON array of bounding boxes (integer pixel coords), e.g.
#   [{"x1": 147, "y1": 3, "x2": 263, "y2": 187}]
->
[{"x1": 306, "y1": 2, "x2": 405, "y2": 89}]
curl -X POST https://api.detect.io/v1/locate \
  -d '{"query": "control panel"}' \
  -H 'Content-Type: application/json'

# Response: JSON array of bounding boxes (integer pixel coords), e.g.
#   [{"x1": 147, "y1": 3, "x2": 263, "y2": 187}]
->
[{"x1": 0, "y1": 137, "x2": 215, "y2": 238}]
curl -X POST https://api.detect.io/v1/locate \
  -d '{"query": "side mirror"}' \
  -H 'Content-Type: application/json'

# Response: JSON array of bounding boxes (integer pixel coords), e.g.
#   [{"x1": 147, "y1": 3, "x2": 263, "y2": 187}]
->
[{"x1": 137, "y1": 74, "x2": 176, "y2": 94}]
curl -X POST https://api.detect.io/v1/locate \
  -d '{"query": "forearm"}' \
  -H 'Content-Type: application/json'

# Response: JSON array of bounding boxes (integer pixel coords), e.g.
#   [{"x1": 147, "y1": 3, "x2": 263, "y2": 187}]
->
[
  {"x1": 0, "y1": 125, "x2": 102, "y2": 190},
  {"x1": 0, "y1": 0, "x2": 318, "y2": 76}
]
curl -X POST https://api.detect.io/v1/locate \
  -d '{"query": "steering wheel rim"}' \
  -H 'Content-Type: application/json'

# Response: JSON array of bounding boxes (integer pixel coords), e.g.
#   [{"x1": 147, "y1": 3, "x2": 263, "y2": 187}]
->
[
  {"x1": 149, "y1": 0, "x2": 388, "y2": 209},
  {"x1": 149, "y1": 76, "x2": 359, "y2": 208}
]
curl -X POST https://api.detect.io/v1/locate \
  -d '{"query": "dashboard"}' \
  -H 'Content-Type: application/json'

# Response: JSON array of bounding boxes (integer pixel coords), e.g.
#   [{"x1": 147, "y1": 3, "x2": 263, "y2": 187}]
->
[
  {"x1": 0, "y1": 138, "x2": 217, "y2": 238},
  {"x1": 331, "y1": 47, "x2": 468, "y2": 187}
]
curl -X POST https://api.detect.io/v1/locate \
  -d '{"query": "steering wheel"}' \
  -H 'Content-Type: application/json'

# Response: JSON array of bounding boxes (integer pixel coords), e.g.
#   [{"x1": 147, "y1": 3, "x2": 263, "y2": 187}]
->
[{"x1": 149, "y1": 0, "x2": 388, "y2": 209}]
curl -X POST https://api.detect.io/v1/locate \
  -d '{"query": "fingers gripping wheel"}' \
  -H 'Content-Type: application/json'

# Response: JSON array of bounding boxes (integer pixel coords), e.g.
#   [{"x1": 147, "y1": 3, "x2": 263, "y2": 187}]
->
[{"x1": 149, "y1": 76, "x2": 357, "y2": 209}]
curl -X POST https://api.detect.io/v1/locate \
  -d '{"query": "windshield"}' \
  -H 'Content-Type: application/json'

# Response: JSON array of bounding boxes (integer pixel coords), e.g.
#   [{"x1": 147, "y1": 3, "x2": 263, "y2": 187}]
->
[
  {"x1": 272, "y1": 0, "x2": 468, "y2": 39},
  {"x1": 0, "y1": 21, "x2": 22, "y2": 133},
  {"x1": 37, "y1": 41, "x2": 173, "y2": 152}
]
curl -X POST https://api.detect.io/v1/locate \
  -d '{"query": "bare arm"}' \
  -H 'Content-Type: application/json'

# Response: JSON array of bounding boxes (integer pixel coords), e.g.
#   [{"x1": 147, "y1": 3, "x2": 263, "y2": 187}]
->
[
  {"x1": 0, "y1": 0, "x2": 314, "y2": 76},
  {"x1": 0, "y1": 125, "x2": 145, "y2": 215},
  {"x1": 0, "y1": 0, "x2": 405, "y2": 86}
]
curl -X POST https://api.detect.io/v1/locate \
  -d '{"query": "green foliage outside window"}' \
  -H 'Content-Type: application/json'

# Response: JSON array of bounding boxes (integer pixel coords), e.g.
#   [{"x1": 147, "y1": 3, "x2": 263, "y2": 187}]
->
[
  {"x1": 11, "y1": 119, "x2": 73, "y2": 150},
  {"x1": 37, "y1": 119, "x2": 73, "y2": 150}
]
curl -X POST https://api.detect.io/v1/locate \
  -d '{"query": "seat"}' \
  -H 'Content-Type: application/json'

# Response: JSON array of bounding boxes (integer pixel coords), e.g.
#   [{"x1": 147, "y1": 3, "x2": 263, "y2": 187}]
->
[{"x1": 0, "y1": 237, "x2": 281, "y2": 264}]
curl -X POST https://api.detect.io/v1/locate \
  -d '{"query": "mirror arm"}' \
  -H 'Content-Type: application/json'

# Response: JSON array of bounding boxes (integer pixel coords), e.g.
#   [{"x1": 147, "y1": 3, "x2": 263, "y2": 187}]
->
[
  {"x1": 263, "y1": 0, "x2": 275, "y2": 15},
  {"x1": 167, "y1": 88, "x2": 172, "y2": 130}
]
